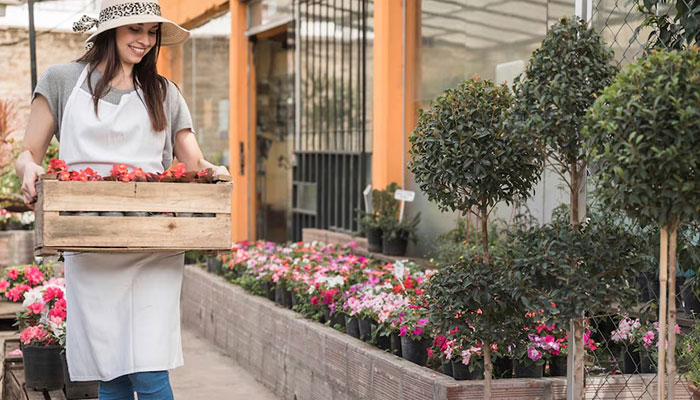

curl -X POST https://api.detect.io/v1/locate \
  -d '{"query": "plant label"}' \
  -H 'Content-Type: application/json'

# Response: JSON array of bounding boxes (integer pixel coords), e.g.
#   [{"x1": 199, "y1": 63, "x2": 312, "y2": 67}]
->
[
  {"x1": 363, "y1": 184, "x2": 373, "y2": 213},
  {"x1": 394, "y1": 190, "x2": 415, "y2": 202},
  {"x1": 394, "y1": 260, "x2": 405, "y2": 281}
]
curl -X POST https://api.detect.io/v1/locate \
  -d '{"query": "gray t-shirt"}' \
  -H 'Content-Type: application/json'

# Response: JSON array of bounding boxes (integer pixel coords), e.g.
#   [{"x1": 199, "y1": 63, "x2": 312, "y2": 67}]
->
[{"x1": 32, "y1": 61, "x2": 193, "y2": 170}]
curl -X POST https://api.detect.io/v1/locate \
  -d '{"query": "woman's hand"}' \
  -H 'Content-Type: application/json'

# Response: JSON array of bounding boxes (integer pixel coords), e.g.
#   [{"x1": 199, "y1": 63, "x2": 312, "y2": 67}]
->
[
  {"x1": 212, "y1": 165, "x2": 230, "y2": 177},
  {"x1": 15, "y1": 95, "x2": 55, "y2": 210},
  {"x1": 20, "y1": 161, "x2": 45, "y2": 209}
]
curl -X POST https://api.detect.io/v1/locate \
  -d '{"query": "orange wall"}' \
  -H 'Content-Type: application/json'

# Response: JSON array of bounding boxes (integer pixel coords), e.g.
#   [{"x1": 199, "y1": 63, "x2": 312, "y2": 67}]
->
[
  {"x1": 159, "y1": 0, "x2": 229, "y2": 30},
  {"x1": 372, "y1": 0, "x2": 405, "y2": 190}
]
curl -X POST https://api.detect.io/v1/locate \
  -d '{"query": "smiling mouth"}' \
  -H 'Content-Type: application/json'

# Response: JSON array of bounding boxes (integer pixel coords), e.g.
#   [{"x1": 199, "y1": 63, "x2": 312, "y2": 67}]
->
[{"x1": 129, "y1": 45, "x2": 147, "y2": 56}]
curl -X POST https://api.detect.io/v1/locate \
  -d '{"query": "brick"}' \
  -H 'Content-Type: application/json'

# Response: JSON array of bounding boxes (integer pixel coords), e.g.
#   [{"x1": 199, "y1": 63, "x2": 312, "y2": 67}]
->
[
  {"x1": 346, "y1": 347, "x2": 372, "y2": 399},
  {"x1": 323, "y1": 335, "x2": 347, "y2": 387},
  {"x1": 372, "y1": 358, "x2": 403, "y2": 400},
  {"x1": 402, "y1": 369, "x2": 436, "y2": 400}
]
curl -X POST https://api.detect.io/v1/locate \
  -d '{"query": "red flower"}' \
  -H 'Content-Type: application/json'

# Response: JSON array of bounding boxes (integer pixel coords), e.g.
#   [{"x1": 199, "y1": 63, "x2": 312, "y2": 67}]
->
[
  {"x1": 47, "y1": 159, "x2": 67, "y2": 174},
  {"x1": 310, "y1": 296, "x2": 320, "y2": 306}
]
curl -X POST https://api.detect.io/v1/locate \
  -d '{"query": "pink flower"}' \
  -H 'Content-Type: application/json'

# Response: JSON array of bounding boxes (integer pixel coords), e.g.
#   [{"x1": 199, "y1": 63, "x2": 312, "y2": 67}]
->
[
  {"x1": 411, "y1": 327, "x2": 424, "y2": 336},
  {"x1": 24, "y1": 265, "x2": 45, "y2": 286},
  {"x1": 27, "y1": 302, "x2": 44, "y2": 315},
  {"x1": 417, "y1": 318, "x2": 429, "y2": 327},
  {"x1": 42, "y1": 287, "x2": 64, "y2": 302},
  {"x1": 399, "y1": 325, "x2": 408, "y2": 337},
  {"x1": 19, "y1": 325, "x2": 49, "y2": 345},
  {"x1": 0, "y1": 279, "x2": 9, "y2": 292},
  {"x1": 7, "y1": 269, "x2": 18, "y2": 280},
  {"x1": 544, "y1": 334, "x2": 555, "y2": 343},
  {"x1": 528, "y1": 347, "x2": 542, "y2": 362}
]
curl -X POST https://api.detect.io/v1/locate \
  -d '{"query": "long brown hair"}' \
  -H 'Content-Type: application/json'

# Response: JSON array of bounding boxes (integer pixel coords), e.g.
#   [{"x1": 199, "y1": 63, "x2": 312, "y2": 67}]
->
[{"x1": 77, "y1": 26, "x2": 168, "y2": 132}]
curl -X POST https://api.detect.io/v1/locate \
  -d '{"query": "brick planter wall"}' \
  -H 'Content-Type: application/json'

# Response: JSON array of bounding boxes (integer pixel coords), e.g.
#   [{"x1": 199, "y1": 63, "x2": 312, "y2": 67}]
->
[{"x1": 181, "y1": 265, "x2": 567, "y2": 399}]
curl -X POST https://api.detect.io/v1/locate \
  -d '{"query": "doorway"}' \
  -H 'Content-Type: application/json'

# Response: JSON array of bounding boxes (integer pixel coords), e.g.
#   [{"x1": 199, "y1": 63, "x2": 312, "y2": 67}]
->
[{"x1": 252, "y1": 28, "x2": 295, "y2": 242}]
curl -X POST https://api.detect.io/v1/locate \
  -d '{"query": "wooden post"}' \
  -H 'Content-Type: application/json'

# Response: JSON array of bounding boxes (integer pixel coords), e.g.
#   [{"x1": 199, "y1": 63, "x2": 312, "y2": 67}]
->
[
  {"x1": 574, "y1": 318, "x2": 585, "y2": 400},
  {"x1": 667, "y1": 223, "x2": 678, "y2": 400},
  {"x1": 658, "y1": 226, "x2": 668, "y2": 400},
  {"x1": 483, "y1": 344, "x2": 492, "y2": 400}
]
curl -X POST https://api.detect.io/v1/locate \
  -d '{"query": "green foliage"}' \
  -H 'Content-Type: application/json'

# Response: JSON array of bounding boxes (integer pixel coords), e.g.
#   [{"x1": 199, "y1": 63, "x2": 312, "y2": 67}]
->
[
  {"x1": 356, "y1": 183, "x2": 400, "y2": 236},
  {"x1": 430, "y1": 218, "x2": 510, "y2": 267},
  {"x1": 408, "y1": 77, "x2": 541, "y2": 215},
  {"x1": 379, "y1": 212, "x2": 421, "y2": 242},
  {"x1": 426, "y1": 256, "x2": 527, "y2": 351},
  {"x1": 584, "y1": 49, "x2": 700, "y2": 227},
  {"x1": 634, "y1": 0, "x2": 700, "y2": 50},
  {"x1": 679, "y1": 319, "x2": 700, "y2": 387},
  {"x1": 510, "y1": 206, "x2": 649, "y2": 322},
  {"x1": 509, "y1": 16, "x2": 617, "y2": 203}
]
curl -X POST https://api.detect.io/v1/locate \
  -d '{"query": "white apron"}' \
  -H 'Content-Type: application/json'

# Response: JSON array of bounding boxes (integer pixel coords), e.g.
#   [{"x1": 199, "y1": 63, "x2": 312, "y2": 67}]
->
[{"x1": 60, "y1": 64, "x2": 184, "y2": 382}]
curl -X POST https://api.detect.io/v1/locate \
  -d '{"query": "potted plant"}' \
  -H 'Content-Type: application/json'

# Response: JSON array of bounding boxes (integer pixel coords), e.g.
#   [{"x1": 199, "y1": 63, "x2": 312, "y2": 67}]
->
[
  {"x1": 410, "y1": 75, "x2": 541, "y2": 398},
  {"x1": 378, "y1": 213, "x2": 420, "y2": 256},
  {"x1": 16, "y1": 278, "x2": 67, "y2": 391},
  {"x1": 394, "y1": 302, "x2": 432, "y2": 366},
  {"x1": 357, "y1": 183, "x2": 401, "y2": 253},
  {"x1": 507, "y1": 15, "x2": 619, "y2": 395},
  {"x1": 584, "y1": 48, "x2": 700, "y2": 397},
  {"x1": 680, "y1": 319, "x2": 700, "y2": 398}
]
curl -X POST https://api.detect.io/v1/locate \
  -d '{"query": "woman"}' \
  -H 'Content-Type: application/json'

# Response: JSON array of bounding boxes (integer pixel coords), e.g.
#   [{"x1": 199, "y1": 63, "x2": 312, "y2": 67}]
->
[{"x1": 15, "y1": 1, "x2": 227, "y2": 398}]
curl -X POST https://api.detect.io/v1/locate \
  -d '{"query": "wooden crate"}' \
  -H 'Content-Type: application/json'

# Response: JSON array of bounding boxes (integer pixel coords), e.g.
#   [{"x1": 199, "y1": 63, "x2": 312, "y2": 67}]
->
[{"x1": 34, "y1": 176, "x2": 232, "y2": 255}]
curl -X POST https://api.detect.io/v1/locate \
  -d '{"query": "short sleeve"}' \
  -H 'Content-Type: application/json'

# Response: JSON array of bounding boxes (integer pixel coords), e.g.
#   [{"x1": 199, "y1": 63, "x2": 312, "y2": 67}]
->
[
  {"x1": 162, "y1": 80, "x2": 194, "y2": 169},
  {"x1": 32, "y1": 66, "x2": 62, "y2": 139}
]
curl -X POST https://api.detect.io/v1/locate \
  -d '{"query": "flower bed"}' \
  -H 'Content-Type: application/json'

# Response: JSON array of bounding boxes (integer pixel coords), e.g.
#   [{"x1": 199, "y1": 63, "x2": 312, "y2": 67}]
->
[{"x1": 179, "y1": 240, "x2": 693, "y2": 399}]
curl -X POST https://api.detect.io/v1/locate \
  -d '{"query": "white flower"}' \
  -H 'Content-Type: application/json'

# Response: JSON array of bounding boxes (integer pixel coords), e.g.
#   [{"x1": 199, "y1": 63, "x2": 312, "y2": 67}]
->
[{"x1": 22, "y1": 287, "x2": 44, "y2": 307}]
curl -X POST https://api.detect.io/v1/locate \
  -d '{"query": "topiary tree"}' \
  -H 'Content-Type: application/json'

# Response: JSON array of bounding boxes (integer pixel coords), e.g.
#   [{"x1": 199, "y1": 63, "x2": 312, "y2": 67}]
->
[
  {"x1": 409, "y1": 76, "x2": 541, "y2": 398},
  {"x1": 584, "y1": 48, "x2": 700, "y2": 399},
  {"x1": 508, "y1": 17, "x2": 619, "y2": 396}
]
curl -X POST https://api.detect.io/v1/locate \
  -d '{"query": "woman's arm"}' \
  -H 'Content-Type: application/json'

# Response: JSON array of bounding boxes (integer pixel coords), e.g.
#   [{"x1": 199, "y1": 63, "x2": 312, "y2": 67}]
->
[
  {"x1": 15, "y1": 95, "x2": 55, "y2": 209},
  {"x1": 173, "y1": 129, "x2": 230, "y2": 176}
]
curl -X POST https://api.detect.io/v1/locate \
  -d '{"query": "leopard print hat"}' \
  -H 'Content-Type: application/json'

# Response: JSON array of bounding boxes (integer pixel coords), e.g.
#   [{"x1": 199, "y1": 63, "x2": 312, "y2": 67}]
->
[{"x1": 73, "y1": 0, "x2": 189, "y2": 46}]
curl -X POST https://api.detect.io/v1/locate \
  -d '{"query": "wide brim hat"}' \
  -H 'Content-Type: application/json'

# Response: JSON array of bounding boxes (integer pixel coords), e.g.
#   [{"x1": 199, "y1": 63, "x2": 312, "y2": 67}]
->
[{"x1": 73, "y1": 0, "x2": 190, "y2": 47}]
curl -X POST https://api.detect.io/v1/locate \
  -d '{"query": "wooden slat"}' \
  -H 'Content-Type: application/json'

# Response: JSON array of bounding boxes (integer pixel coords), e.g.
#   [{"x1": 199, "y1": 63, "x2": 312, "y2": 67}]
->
[
  {"x1": 41, "y1": 180, "x2": 232, "y2": 213},
  {"x1": 39, "y1": 214, "x2": 230, "y2": 250}
]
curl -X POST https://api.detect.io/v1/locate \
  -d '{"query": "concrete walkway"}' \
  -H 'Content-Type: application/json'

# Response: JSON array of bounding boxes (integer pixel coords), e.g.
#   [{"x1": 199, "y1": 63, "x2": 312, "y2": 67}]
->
[{"x1": 171, "y1": 328, "x2": 279, "y2": 400}]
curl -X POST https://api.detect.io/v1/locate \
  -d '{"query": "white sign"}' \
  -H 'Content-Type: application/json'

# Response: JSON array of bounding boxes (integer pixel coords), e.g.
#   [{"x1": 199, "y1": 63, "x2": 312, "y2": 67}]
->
[
  {"x1": 394, "y1": 189, "x2": 415, "y2": 202},
  {"x1": 363, "y1": 184, "x2": 373, "y2": 213},
  {"x1": 394, "y1": 260, "x2": 406, "y2": 281}
]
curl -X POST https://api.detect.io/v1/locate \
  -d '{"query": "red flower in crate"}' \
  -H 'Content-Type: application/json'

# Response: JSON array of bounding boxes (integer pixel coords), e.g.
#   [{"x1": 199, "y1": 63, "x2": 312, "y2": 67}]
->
[
  {"x1": 173, "y1": 163, "x2": 187, "y2": 179},
  {"x1": 110, "y1": 164, "x2": 132, "y2": 182},
  {"x1": 47, "y1": 159, "x2": 67, "y2": 174},
  {"x1": 57, "y1": 171, "x2": 71, "y2": 181}
]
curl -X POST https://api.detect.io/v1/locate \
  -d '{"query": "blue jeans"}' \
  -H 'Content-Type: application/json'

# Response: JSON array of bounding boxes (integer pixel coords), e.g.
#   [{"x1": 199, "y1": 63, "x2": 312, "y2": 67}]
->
[{"x1": 99, "y1": 371, "x2": 173, "y2": 400}]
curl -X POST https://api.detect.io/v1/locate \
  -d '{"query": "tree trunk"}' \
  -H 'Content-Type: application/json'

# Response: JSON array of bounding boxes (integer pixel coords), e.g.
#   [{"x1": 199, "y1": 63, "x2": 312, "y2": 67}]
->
[
  {"x1": 481, "y1": 207, "x2": 489, "y2": 265},
  {"x1": 483, "y1": 344, "x2": 493, "y2": 400},
  {"x1": 668, "y1": 221, "x2": 679, "y2": 399},
  {"x1": 570, "y1": 163, "x2": 580, "y2": 232},
  {"x1": 465, "y1": 211, "x2": 471, "y2": 246},
  {"x1": 574, "y1": 319, "x2": 585, "y2": 400},
  {"x1": 658, "y1": 226, "x2": 669, "y2": 400}
]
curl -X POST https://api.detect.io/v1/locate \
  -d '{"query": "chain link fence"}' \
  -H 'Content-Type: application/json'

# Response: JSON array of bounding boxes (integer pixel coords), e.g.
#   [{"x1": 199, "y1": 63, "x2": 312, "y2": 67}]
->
[{"x1": 583, "y1": 2, "x2": 700, "y2": 398}]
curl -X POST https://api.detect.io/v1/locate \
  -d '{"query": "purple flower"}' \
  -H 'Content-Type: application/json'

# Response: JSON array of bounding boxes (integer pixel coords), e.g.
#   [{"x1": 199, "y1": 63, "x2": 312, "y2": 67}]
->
[{"x1": 527, "y1": 347, "x2": 542, "y2": 362}]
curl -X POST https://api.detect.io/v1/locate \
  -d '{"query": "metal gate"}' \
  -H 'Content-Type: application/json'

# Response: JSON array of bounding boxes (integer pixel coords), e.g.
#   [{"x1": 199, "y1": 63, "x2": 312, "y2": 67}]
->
[{"x1": 292, "y1": 0, "x2": 373, "y2": 241}]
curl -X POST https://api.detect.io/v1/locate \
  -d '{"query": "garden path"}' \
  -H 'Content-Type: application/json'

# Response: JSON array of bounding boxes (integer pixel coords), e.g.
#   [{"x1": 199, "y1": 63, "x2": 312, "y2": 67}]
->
[{"x1": 171, "y1": 328, "x2": 279, "y2": 400}]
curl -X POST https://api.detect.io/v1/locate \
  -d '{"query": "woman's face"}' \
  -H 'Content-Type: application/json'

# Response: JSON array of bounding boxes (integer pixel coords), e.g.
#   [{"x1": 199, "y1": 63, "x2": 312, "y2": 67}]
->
[{"x1": 114, "y1": 23, "x2": 159, "y2": 66}]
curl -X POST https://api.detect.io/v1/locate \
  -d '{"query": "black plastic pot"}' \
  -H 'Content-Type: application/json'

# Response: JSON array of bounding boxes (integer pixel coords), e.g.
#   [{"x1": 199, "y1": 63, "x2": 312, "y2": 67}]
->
[
  {"x1": 452, "y1": 359, "x2": 484, "y2": 380},
  {"x1": 382, "y1": 236, "x2": 408, "y2": 257},
  {"x1": 493, "y1": 356, "x2": 513, "y2": 379},
  {"x1": 390, "y1": 332, "x2": 402, "y2": 356},
  {"x1": 61, "y1": 353, "x2": 98, "y2": 399},
  {"x1": 547, "y1": 356, "x2": 567, "y2": 376},
  {"x1": 358, "y1": 318, "x2": 373, "y2": 342},
  {"x1": 514, "y1": 359, "x2": 544, "y2": 378},
  {"x1": 400, "y1": 336, "x2": 430, "y2": 366},
  {"x1": 682, "y1": 281, "x2": 700, "y2": 318},
  {"x1": 641, "y1": 353, "x2": 656, "y2": 373},
  {"x1": 548, "y1": 355, "x2": 567, "y2": 377},
  {"x1": 442, "y1": 362, "x2": 454, "y2": 377},
  {"x1": 367, "y1": 228, "x2": 383, "y2": 253},
  {"x1": 23, "y1": 345, "x2": 64, "y2": 391},
  {"x1": 345, "y1": 316, "x2": 361, "y2": 339},
  {"x1": 261, "y1": 281, "x2": 276, "y2": 301},
  {"x1": 375, "y1": 334, "x2": 391, "y2": 351},
  {"x1": 206, "y1": 257, "x2": 223, "y2": 275},
  {"x1": 274, "y1": 286, "x2": 293, "y2": 309},
  {"x1": 622, "y1": 350, "x2": 641, "y2": 374}
]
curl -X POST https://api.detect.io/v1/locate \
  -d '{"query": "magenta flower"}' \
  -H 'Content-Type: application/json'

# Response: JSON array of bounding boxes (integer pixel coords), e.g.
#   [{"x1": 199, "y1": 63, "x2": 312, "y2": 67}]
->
[{"x1": 527, "y1": 347, "x2": 542, "y2": 362}]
